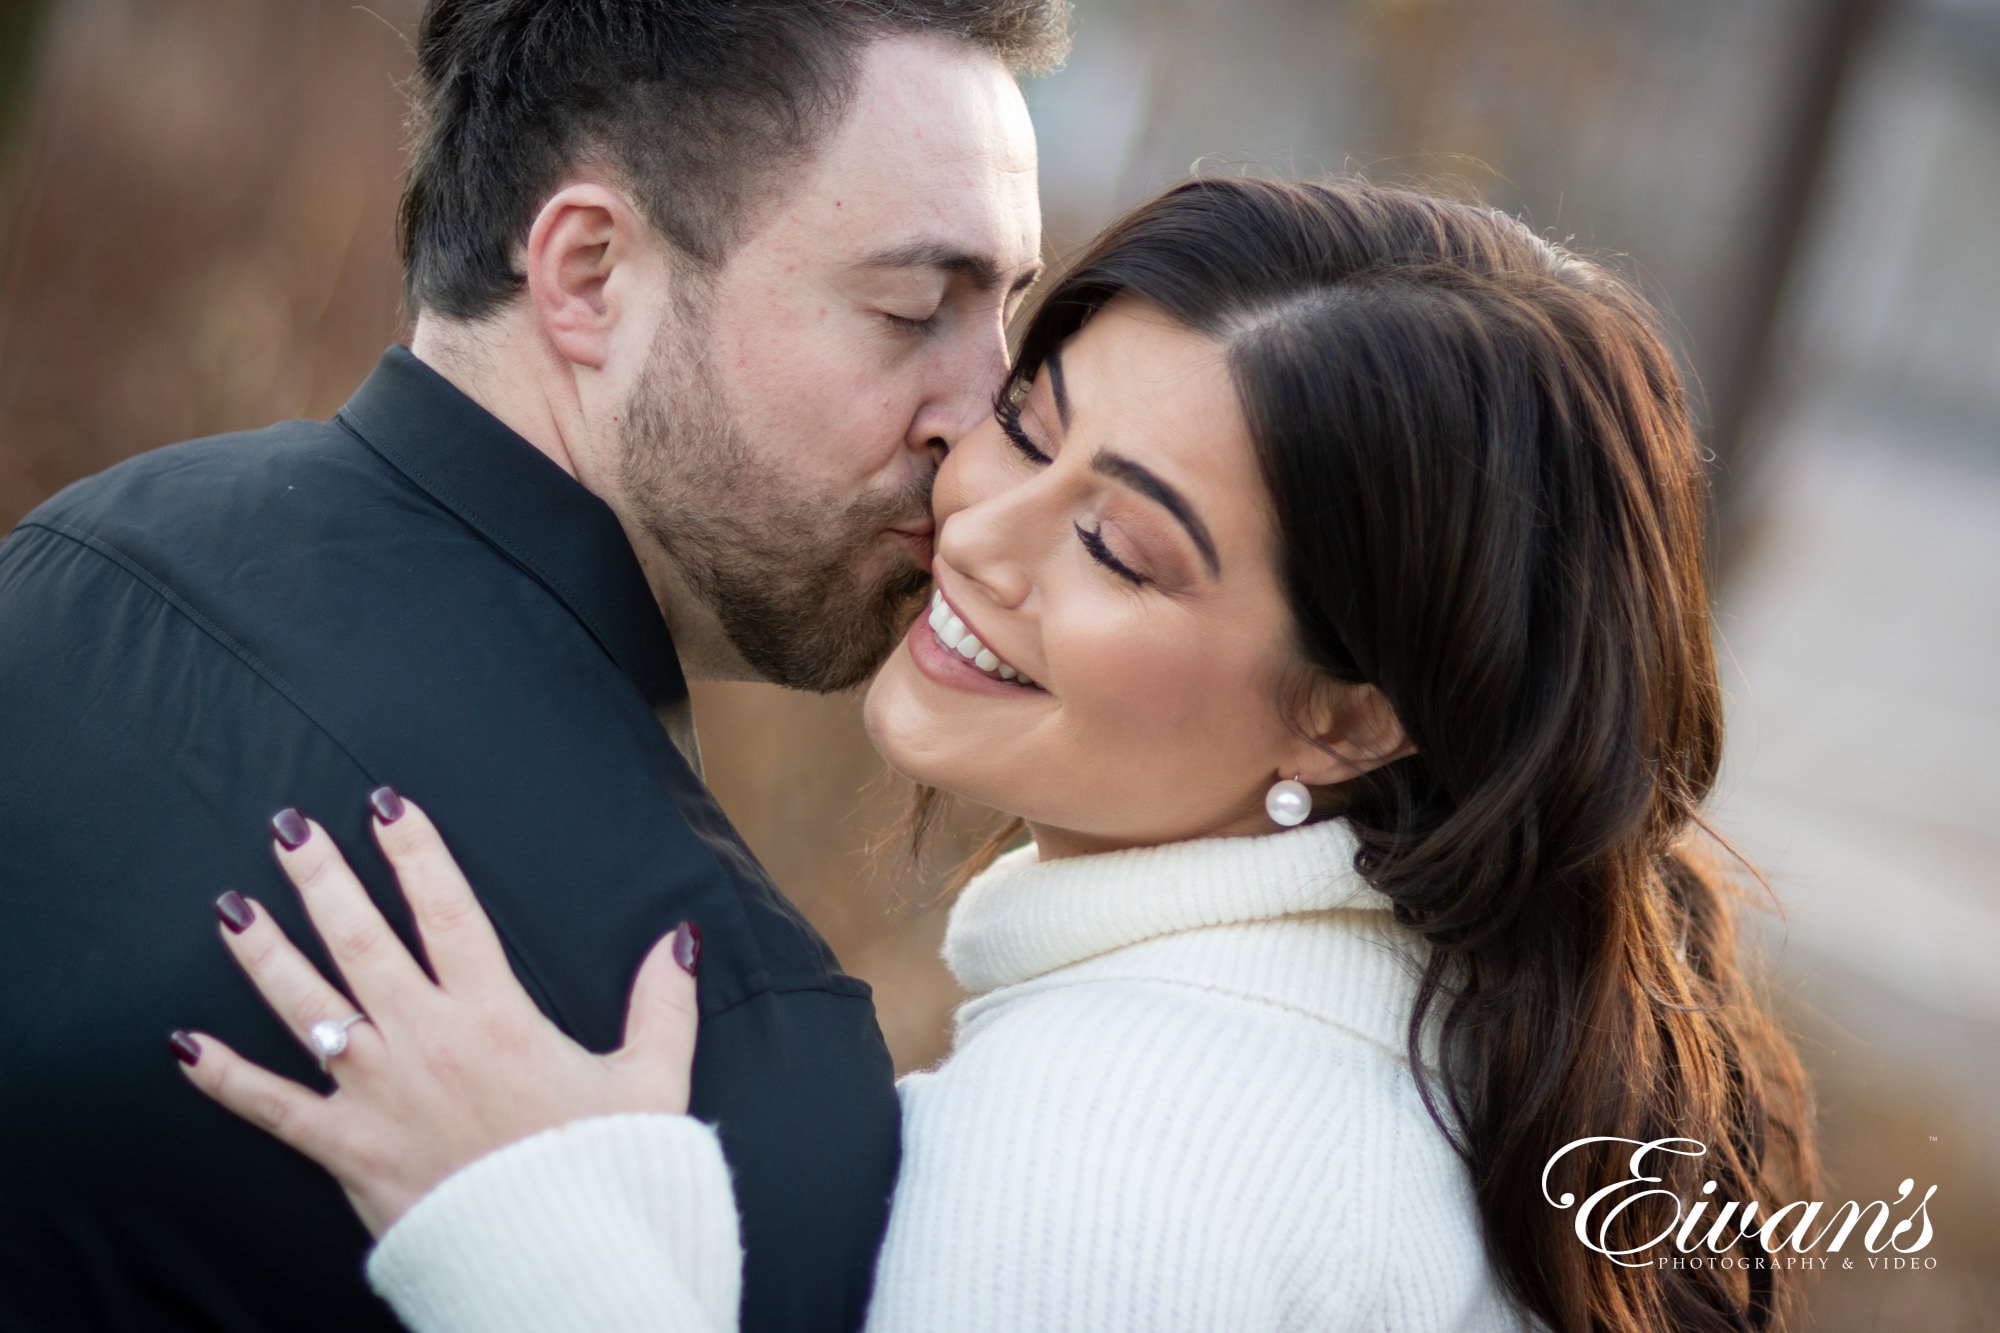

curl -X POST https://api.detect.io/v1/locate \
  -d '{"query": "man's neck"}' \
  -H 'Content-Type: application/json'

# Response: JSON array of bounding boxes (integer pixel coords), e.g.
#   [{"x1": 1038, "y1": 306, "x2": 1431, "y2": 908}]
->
[
  {"x1": 405, "y1": 313, "x2": 761, "y2": 687},
  {"x1": 409, "y1": 313, "x2": 582, "y2": 482}
]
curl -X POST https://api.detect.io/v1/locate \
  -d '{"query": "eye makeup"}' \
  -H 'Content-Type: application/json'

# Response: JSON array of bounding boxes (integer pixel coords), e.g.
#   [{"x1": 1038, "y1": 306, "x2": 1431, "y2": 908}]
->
[{"x1": 995, "y1": 356, "x2": 1221, "y2": 585}]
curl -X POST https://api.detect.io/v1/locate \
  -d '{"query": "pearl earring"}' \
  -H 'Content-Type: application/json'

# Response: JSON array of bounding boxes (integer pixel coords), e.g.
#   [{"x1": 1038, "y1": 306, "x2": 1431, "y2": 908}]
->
[{"x1": 1265, "y1": 774, "x2": 1311, "y2": 827}]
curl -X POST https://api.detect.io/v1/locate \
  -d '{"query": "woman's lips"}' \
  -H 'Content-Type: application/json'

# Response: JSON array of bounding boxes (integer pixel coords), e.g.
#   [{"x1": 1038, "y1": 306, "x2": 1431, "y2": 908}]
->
[
  {"x1": 905, "y1": 591, "x2": 1044, "y2": 698},
  {"x1": 925, "y1": 589, "x2": 1033, "y2": 683}
]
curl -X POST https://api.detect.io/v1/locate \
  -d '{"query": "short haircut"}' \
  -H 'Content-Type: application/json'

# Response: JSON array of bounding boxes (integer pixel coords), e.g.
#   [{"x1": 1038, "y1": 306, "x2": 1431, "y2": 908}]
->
[{"x1": 399, "y1": 0, "x2": 1071, "y2": 320}]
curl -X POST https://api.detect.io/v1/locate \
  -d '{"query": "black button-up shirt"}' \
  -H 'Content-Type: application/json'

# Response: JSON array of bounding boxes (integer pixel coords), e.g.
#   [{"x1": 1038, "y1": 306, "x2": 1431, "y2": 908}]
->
[{"x1": 0, "y1": 347, "x2": 899, "y2": 1332}]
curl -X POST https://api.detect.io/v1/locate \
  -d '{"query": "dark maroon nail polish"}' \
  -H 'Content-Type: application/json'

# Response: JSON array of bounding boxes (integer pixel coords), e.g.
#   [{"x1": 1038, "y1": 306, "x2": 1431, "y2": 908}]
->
[
  {"x1": 271, "y1": 807, "x2": 310, "y2": 850},
  {"x1": 671, "y1": 921, "x2": 703, "y2": 975},
  {"x1": 214, "y1": 890, "x2": 255, "y2": 934},
  {"x1": 169, "y1": 1030, "x2": 202, "y2": 1067},
  {"x1": 369, "y1": 785, "x2": 405, "y2": 825}
]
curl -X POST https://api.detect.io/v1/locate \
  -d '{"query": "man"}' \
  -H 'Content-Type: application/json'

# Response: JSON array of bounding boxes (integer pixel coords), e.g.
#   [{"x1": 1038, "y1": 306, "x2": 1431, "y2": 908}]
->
[{"x1": 0, "y1": 1, "x2": 1062, "y2": 1329}]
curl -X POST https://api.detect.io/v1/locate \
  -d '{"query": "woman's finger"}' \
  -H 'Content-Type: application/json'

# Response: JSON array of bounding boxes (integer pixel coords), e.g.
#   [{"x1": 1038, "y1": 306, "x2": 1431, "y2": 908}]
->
[
  {"x1": 607, "y1": 922, "x2": 700, "y2": 1113},
  {"x1": 270, "y1": 808, "x2": 432, "y2": 1014},
  {"x1": 171, "y1": 1029, "x2": 344, "y2": 1169},
  {"x1": 367, "y1": 792, "x2": 512, "y2": 995},
  {"x1": 215, "y1": 892, "x2": 381, "y2": 1075}
]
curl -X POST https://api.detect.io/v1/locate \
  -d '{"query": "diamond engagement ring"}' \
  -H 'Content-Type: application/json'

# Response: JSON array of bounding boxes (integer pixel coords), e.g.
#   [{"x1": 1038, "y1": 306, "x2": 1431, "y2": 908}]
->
[{"x1": 308, "y1": 1013, "x2": 368, "y2": 1071}]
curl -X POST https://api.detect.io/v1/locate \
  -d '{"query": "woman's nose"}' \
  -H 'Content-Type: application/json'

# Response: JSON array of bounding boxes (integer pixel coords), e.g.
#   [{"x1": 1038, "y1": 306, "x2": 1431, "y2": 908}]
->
[{"x1": 935, "y1": 476, "x2": 1037, "y2": 611}]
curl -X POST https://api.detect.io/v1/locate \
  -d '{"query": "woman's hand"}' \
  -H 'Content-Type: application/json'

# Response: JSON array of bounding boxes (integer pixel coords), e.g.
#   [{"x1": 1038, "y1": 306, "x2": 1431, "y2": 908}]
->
[{"x1": 172, "y1": 789, "x2": 702, "y2": 1238}]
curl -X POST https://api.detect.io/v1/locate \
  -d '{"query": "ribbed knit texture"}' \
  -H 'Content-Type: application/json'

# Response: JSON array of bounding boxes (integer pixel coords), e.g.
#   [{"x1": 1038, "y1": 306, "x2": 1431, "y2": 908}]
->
[
  {"x1": 367, "y1": 1114, "x2": 742, "y2": 1333},
  {"x1": 367, "y1": 820, "x2": 1530, "y2": 1331}
]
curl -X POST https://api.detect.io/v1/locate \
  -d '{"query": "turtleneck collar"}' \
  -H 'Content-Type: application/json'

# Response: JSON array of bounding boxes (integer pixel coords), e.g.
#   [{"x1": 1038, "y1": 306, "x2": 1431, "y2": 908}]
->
[{"x1": 943, "y1": 819, "x2": 1391, "y2": 997}]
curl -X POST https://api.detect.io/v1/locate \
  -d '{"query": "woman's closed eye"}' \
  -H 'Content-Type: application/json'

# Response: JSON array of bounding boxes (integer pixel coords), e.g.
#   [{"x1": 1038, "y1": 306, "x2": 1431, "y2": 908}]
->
[
  {"x1": 1075, "y1": 520, "x2": 1148, "y2": 587},
  {"x1": 995, "y1": 390, "x2": 1049, "y2": 464},
  {"x1": 997, "y1": 393, "x2": 1155, "y2": 587}
]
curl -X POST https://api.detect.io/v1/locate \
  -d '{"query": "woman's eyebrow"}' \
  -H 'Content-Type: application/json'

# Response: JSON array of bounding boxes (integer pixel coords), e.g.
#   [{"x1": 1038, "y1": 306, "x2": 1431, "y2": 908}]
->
[
  {"x1": 1092, "y1": 452, "x2": 1221, "y2": 578},
  {"x1": 1046, "y1": 347, "x2": 1219, "y2": 578}
]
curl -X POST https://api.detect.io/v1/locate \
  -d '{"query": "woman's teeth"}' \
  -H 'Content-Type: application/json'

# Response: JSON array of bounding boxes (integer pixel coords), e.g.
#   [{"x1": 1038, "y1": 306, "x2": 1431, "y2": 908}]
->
[{"x1": 927, "y1": 590, "x2": 1034, "y2": 687}]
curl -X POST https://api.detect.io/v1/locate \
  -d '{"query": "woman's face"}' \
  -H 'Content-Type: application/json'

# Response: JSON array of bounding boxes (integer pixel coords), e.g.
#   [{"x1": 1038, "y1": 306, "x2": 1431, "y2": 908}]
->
[{"x1": 863, "y1": 297, "x2": 1325, "y2": 858}]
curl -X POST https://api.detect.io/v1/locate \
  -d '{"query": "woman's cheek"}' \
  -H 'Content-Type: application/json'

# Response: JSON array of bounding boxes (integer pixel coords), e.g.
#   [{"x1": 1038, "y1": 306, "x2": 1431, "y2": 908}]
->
[
  {"x1": 1058, "y1": 632, "x2": 1217, "y2": 771},
  {"x1": 934, "y1": 426, "x2": 1017, "y2": 514},
  {"x1": 1086, "y1": 634, "x2": 1284, "y2": 781}
]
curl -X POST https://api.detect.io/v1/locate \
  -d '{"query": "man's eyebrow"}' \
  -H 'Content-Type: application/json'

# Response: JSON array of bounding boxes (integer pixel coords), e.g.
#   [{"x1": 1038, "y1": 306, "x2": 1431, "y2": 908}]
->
[
  {"x1": 856, "y1": 240, "x2": 1040, "y2": 294},
  {"x1": 1093, "y1": 452, "x2": 1221, "y2": 578}
]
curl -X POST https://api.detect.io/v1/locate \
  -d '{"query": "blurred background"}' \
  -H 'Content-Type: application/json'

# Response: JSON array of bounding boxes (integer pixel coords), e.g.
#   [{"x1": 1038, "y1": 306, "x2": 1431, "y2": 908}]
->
[{"x1": 2, "y1": 0, "x2": 1995, "y2": 1324}]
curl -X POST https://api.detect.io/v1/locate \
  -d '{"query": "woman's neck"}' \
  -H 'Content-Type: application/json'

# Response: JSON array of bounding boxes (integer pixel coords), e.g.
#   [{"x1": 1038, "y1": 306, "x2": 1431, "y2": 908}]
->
[{"x1": 1023, "y1": 810, "x2": 1296, "y2": 862}]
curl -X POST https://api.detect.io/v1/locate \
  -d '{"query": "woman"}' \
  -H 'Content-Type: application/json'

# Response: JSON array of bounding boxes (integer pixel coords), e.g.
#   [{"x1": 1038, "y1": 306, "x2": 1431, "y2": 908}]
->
[{"x1": 172, "y1": 177, "x2": 1818, "y2": 1332}]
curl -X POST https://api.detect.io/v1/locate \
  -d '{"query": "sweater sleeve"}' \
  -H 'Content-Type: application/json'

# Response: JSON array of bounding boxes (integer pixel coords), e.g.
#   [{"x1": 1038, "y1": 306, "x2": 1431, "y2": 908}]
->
[{"x1": 364, "y1": 1113, "x2": 742, "y2": 1333}]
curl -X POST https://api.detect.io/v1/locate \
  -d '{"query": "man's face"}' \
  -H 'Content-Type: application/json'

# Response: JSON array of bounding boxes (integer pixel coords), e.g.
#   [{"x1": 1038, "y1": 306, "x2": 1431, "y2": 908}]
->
[{"x1": 619, "y1": 33, "x2": 1043, "y2": 692}]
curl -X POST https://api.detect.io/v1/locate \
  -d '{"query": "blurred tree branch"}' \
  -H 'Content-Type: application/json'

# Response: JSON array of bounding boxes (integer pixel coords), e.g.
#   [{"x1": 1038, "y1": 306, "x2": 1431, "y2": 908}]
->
[
  {"x1": 0, "y1": 0, "x2": 48, "y2": 147},
  {"x1": 1709, "y1": 0, "x2": 1889, "y2": 573},
  {"x1": 0, "y1": 0, "x2": 49, "y2": 273}
]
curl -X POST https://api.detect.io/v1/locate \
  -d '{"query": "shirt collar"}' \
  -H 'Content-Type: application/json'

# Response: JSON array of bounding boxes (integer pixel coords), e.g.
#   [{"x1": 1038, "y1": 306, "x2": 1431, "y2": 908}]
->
[{"x1": 336, "y1": 345, "x2": 686, "y2": 709}]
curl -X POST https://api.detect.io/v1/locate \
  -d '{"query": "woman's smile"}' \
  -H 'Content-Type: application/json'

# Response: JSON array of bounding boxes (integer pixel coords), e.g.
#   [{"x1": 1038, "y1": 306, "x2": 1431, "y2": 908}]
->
[{"x1": 917, "y1": 587, "x2": 1039, "y2": 687}]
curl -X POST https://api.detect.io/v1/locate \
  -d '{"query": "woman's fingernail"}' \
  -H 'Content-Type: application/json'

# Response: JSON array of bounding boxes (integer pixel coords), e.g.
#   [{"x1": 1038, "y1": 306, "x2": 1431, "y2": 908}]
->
[
  {"x1": 369, "y1": 785, "x2": 406, "y2": 825},
  {"x1": 169, "y1": 1031, "x2": 202, "y2": 1067},
  {"x1": 214, "y1": 890, "x2": 255, "y2": 934},
  {"x1": 271, "y1": 807, "x2": 310, "y2": 850},
  {"x1": 671, "y1": 921, "x2": 703, "y2": 975}
]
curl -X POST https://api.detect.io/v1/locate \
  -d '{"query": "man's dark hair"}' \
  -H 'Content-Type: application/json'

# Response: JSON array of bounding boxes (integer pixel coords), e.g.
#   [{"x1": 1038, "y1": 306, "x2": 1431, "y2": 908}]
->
[{"x1": 399, "y1": 0, "x2": 1071, "y2": 320}]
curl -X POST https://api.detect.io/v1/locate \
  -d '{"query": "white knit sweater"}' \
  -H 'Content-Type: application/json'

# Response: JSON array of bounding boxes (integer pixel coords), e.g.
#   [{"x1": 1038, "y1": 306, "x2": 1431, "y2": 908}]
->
[{"x1": 367, "y1": 820, "x2": 1530, "y2": 1332}]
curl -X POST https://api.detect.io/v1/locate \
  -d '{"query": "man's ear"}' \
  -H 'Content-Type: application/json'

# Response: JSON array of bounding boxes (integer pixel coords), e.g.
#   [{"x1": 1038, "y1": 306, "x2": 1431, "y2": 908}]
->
[
  {"x1": 1281, "y1": 677, "x2": 1416, "y2": 788},
  {"x1": 522, "y1": 182, "x2": 656, "y2": 373}
]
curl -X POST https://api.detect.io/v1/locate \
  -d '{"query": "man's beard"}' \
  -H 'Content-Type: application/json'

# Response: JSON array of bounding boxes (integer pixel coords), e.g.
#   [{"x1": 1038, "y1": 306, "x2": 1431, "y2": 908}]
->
[{"x1": 617, "y1": 321, "x2": 934, "y2": 694}]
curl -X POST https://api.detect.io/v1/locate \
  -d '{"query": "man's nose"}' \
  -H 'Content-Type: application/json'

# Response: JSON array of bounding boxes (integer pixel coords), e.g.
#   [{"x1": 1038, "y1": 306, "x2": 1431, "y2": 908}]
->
[{"x1": 909, "y1": 313, "x2": 1011, "y2": 458}]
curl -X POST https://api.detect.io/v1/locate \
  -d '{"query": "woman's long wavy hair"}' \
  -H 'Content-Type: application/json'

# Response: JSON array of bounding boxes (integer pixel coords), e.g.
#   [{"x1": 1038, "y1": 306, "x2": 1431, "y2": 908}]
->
[{"x1": 931, "y1": 177, "x2": 1819, "y2": 1331}]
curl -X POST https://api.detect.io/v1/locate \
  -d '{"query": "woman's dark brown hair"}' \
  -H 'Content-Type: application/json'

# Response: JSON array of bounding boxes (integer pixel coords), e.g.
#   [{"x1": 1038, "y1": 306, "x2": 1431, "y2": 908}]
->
[{"x1": 965, "y1": 177, "x2": 1819, "y2": 1331}]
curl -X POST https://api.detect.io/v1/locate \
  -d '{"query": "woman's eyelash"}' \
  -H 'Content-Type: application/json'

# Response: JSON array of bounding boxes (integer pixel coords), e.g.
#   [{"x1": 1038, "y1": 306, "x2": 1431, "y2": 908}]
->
[
  {"x1": 994, "y1": 392, "x2": 1050, "y2": 464},
  {"x1": 993, "y1": 396, "x2": 1146, "y2": 587},
  {"x1": 884, "y1": 312, "x2": 936, "y2": 333},
  {"x1": 1075, "y1": 521, "x2": 1147, "y2": 587}
]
